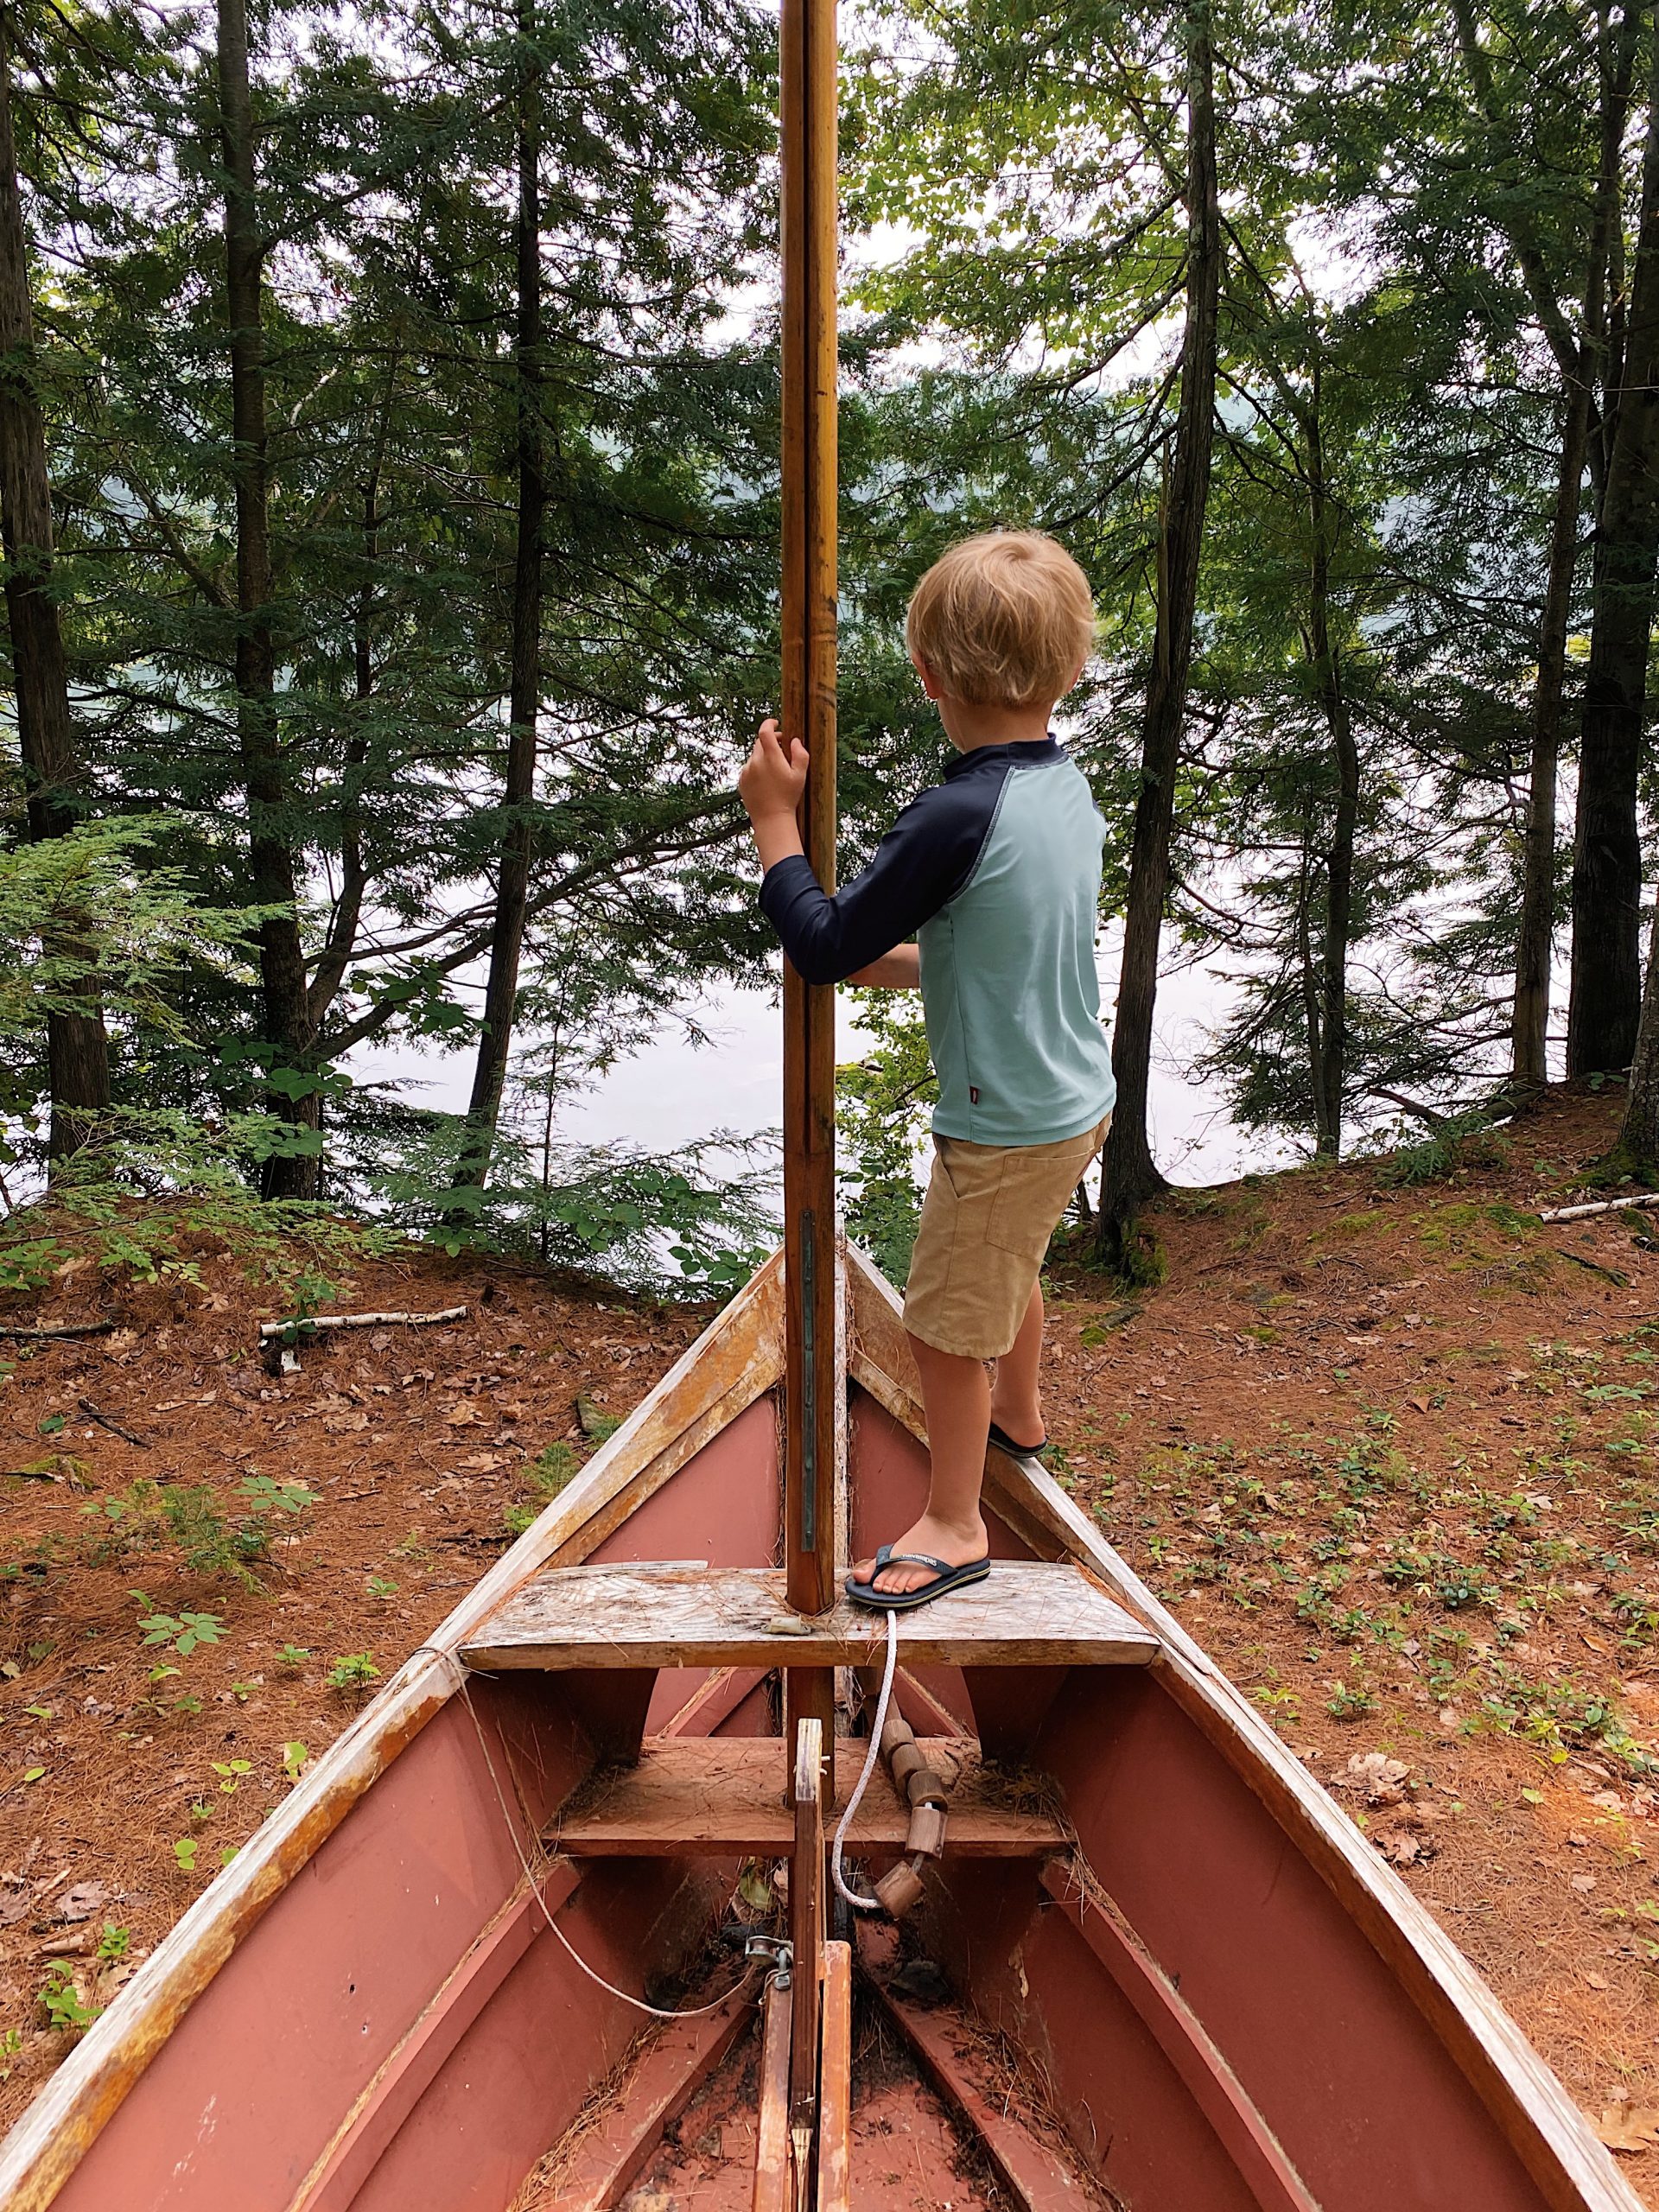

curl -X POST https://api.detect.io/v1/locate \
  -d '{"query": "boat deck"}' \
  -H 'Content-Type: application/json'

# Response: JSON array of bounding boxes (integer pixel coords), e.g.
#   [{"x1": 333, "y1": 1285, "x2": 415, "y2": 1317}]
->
[{"x1": 458, "y1": 1560, "x2": 1160, "y2": 1672}]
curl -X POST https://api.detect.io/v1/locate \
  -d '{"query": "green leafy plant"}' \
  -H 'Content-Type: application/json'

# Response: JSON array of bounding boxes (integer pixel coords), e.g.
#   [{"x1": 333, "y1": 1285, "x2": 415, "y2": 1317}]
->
[
  {"x1": 1325, "y1": 1682, "x2": 1377, "y2": 1721},
  {"x1": 96, "y1": 1924, "x2": 130, "y2": 1961},
  {"x1": 37, "y1": 1961, "x2": 100, "y2": 2033},
  {"x1": 327, "y1": 1653, "x2": 380, "y2": 1694},
  {"x1": 282, "y1": 1740, "x2": 309, "y2": 1782},
  {"x1": 238, "y1": 1475, "x2": 317, "y2": 1516},
  {"x1": 524, "y1": 1440, "x2": 580, "y2": 1499},
  {"x1": 172, "y1": 1837, "x2": 200, "y2": 1873},
  {"x1": 137, "y1": 1610, "x2": 224, "y2": 1657}
]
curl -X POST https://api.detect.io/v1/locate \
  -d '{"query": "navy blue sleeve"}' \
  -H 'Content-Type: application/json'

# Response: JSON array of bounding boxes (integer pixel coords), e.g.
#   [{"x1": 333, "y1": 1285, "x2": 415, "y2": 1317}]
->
[{"x1": 757, "y1": 773, "x2": 1002, "y2": 986}]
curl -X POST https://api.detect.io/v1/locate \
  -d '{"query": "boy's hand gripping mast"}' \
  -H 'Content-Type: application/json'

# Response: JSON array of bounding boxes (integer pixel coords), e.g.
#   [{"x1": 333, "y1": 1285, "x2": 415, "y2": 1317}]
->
[{"x1": 779, "y1": 0, "x2": 839, "y2": 1738}]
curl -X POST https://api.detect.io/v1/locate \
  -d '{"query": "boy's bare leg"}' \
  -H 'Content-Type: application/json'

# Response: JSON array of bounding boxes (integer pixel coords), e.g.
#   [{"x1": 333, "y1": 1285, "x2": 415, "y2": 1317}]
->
[
  {"x1": 988, "y1": 1280, "x2": 1046, "y2": 1449},
  {"x1": 852, "y1": 1332, "x2": 990, "y2": 1596}
]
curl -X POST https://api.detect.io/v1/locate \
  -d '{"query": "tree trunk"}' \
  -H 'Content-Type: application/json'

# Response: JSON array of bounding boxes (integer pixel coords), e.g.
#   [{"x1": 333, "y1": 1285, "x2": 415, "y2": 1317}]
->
[
  {"x1": 1296, "y1": 828, "x2": 1325, "y2": 1140},
  {"x1": 1303, "y1": 353, "x2": 1357, "y2": 1157},
  {"x1": 1621, "y1": 898, "x2": 1659, "y2": 1169},
  {"x1": 1095, "y1": 0, "x2": 1219, "y2": 1259},
  {"x1": 1514, "y1": 9, "x2": 1630, "y2": 1087},
  {"x1": 1514, "y1": 391, "x2": 1593, "y2": 1086},
  {"x1": 308, "y1": 474, "x2": 377, "y2": 1031},
  {"x1": 0, "y1": 10, "x2": 110, "y2": 1160},
  {"x1": 216, "y1": 0, "x2": 319, "y2": 1198},
  {"x1": 451, "y1": 0, "x2": 544, "y2": 1197},
  {"x1": 1569, "y1": 28, "x2": 1659, "y2": 1078}
]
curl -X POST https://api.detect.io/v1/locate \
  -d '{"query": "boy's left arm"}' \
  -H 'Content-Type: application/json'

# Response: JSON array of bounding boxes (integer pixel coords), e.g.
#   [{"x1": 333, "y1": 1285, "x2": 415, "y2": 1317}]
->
[{"x1": 847, "y1": 944, "x2": 920, "y2": 988}]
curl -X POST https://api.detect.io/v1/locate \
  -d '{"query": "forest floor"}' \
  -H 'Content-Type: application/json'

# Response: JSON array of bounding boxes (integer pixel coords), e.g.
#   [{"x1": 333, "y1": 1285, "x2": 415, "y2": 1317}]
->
[{"x1": 6, "y1": 1082, "x2": 1659, "y2": 2196}]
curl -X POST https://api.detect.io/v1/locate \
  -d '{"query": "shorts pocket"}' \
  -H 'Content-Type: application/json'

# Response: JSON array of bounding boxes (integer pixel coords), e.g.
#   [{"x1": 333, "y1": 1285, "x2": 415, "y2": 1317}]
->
[{"x1": 984, "y1": 1131, "x2": 1100, "y2": 1260}]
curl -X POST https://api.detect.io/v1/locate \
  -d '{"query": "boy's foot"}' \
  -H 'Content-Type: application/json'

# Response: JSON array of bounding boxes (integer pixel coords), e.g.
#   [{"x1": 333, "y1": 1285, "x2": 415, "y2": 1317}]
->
[
  {"x1": 849, "y1": 1511, "x2": 988, "y2": 1598},
  {"x1": 988, "y1": 1395, "x2": 1045, "y2": 1454},
  {"x1": 987, "y1": 1419, "x2": 1048, "y2": 1459}
]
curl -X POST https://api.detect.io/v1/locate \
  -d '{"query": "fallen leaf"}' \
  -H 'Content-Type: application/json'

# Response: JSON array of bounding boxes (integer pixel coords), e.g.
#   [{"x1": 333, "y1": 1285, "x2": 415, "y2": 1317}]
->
[
  {"x1": 1572, "y1": 1873, "x2": 1599, "y2": 1893},
  {"x1": 1597, "y1": 2104, "x2": 1659, "y2": 2154},
  {"x1": 1586, "y1": 1972, "x2": 1611, "y2": 1990},
  {"x1": 1338, "y1": 1752, "x2": 1410, "y2": 1807},
  {"x1": 57, "y1": 1882, "x2": 108, "y2": 1924},
  {"x1": 1375, "y1": 1827, "x2": 1434, "y2": 1866},
  {"x1": 443, "y1": 1402, "x2": 484, "y2": 1428}
]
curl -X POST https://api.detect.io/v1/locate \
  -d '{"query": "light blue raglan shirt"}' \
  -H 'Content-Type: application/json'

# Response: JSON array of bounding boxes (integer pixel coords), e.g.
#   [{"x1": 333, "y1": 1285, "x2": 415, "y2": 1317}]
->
[{"x1": 759, "y1": 737, "x2": 1116, "y2": 1146}]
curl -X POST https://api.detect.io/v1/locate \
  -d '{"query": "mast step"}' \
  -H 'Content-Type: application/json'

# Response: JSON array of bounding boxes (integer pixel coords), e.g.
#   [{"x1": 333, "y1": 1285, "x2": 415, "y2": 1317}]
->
[
  {"x1": 550, "y1": 1735, "x2": 1070, "y2": 1859},
  {"x1": 459, "y1": 1561, "x2": 1160, "y2": 1674}
]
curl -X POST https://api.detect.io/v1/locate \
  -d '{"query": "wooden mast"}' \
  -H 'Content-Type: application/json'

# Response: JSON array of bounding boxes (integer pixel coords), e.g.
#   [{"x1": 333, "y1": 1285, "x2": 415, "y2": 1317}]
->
[{"x1": 779, "y1": 0, "x2": 839, "y2": 1747}]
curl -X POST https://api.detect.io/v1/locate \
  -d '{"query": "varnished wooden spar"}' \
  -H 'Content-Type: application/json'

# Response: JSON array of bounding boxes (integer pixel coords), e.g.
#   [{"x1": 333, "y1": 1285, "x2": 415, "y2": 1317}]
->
[{"x1": 779, "y1": 0, "x2": 840, "y2": 1769}]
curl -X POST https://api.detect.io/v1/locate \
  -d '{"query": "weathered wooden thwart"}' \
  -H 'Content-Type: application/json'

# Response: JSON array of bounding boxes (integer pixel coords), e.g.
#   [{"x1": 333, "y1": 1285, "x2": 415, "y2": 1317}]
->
[{"x1": 457, "y1": 1560, "x2": 1159, "y2": 1671}]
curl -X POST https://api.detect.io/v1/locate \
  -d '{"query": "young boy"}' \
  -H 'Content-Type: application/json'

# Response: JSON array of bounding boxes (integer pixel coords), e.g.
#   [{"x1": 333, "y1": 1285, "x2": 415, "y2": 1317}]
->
[{"x1": 738, "y1": 530, "x2": 1115, "y2": 1610}]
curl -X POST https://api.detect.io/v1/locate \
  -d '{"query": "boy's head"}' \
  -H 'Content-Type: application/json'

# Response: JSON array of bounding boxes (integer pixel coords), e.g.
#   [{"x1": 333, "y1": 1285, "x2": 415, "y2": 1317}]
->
[{"x1": 906, "y1": 531, "x2": 1095, "y2": 709}]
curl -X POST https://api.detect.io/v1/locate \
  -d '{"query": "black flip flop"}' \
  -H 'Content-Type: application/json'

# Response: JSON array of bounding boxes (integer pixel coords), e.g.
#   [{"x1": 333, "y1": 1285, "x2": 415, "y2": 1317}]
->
[
  {"x1": 845, "y1": 1544, "x2": 992, "y2": 1612},
  {"x1": 988, "y1": 1421, "x2": 1049, "y2": 1460}
]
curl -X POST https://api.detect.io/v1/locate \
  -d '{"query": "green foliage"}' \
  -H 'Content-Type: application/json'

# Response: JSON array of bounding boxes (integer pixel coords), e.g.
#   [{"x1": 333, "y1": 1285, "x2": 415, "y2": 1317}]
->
[
  {"x1": 36, "y1": 1961, "x2": 99, "y2": 2034},
  {"x1": 362, "y1": 1126, "x2": 776, "y2": 1298},
  {"x1": 327, "y1": 1653, "x2": 380, "y2": 1694},
  {"x1": 87, "y1": 1474, "x2": 312, "y2": 1589},
  {"x1": 836, "y1": 993, "x2": 936, "y2": 1285},
  {"x1": 1376, "y1": 1113, "x2": 1513, "y2": 1190},
  {"x1": 137, "y1": 1610, "x2": 224, "y2": 1658},
  {"x1": 525, "y1": 1441, "x2": 581, "y2": 1499}
]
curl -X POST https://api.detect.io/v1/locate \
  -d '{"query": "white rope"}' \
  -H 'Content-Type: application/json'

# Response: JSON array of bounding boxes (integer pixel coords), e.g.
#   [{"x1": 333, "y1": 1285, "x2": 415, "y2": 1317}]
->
[
  {"x1": 831, "y1": 1607, "x2": 899, "y2": 1914},
  {"x1": 449, "y1": 1657, "x2": 759, "y2": 2020}
]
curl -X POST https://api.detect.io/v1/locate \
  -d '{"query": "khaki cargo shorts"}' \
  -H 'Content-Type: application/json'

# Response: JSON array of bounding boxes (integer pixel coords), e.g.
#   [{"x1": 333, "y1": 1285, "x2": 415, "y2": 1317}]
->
[{"x1": 903, "y1": 1114, "x2": 1110, "y2": 1361}]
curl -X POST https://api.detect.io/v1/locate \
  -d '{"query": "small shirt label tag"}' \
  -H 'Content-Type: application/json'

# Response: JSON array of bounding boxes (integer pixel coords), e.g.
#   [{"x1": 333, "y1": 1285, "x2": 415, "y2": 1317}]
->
[{"x1": 969, "y1": 1085, "x2": 980, "y2": 1103}]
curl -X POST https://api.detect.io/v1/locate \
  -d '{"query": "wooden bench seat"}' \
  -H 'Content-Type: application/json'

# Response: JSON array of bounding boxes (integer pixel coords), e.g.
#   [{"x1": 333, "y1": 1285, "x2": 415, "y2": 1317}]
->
[
  {"x1": 458, "y1": 1561, "x2": 1160, "y2": 1673},
  {"x1": 550, "y1": 1736, "x2": 1070, "y2": 1859}
]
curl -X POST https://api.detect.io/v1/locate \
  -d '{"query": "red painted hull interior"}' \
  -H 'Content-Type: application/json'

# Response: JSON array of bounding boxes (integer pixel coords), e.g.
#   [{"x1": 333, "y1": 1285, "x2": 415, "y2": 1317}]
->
[{"x1": 23, "y1": 1383, "x2": 1627, "y2": 2211}]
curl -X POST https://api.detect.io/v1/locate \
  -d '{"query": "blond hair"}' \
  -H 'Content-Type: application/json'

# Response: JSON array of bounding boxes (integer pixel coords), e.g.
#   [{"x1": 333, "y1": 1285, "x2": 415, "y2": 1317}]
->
[{"x1": 905, "y1": 531, "x2": 1095, "y2": 708}]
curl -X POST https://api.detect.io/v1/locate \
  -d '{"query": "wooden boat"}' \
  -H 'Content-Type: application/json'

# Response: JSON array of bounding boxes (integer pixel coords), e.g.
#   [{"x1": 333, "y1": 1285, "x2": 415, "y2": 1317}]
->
[
  {"x1": 2, "y1": 0, "x2": 1647, "y2": 2202},
  {"x1": 0, "y1": 1240, "x2": 1645, "y2": 2212}
]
